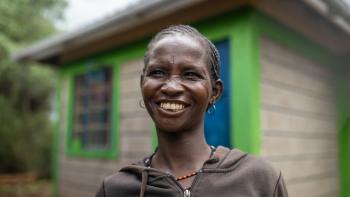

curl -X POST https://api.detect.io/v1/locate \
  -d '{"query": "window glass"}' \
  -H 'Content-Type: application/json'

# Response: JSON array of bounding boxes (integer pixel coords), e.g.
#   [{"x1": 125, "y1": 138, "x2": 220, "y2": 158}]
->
[{"x1": 73, "y1": 68, "x2": 112, "y2": 150}]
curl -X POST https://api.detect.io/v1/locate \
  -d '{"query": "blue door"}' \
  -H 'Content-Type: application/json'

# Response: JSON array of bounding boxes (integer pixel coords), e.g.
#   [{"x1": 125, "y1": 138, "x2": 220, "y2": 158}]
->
[{"x1": 204, "y1": 39, "x2": 231, "y2": 147}]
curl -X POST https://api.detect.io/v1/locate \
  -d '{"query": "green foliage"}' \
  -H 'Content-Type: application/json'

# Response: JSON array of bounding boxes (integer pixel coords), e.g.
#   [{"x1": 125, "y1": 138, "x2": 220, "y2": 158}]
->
[
  {"x1": 0, "y1": 0, "x2": 66, "y2": 45},
  {"x1": 0, "y1": 62, "x2": 56, "y2": 175},
  {"x1": 0, "y1": 0, "x2": 66, "y2": 178}
]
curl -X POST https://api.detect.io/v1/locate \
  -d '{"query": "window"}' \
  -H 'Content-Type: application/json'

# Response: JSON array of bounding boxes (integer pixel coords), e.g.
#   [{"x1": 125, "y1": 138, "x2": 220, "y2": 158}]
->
[{"x1": 72, "y1": 67, "x2": 112, "y2": 150}]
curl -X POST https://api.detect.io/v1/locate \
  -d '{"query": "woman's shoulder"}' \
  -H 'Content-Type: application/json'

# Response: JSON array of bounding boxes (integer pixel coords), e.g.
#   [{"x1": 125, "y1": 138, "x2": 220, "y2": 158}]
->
[
  {"x1": 237, "y1": 149, "x2": 278, "y2": 174},
  {"x1": 205, "y1": 146, "x2": 288, "y2": 196},
  {"x1": 95, "y1": 169, "x2": 141, "y2": 197},
  {"x1": 214, "y1": 146, "x2": 280, "y2": 178},
  {"x1": 104, "y1": 170, "x2": 136, "y2": 184}
]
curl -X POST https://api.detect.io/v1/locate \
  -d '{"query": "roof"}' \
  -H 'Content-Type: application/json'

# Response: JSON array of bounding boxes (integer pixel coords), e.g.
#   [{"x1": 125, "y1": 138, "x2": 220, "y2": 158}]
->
[
  {"x1": 12, "y1": 0, "x2": 201, "y2": 63},
  {"x1": 12, "y1": 0, "x2": 350, "y2": 65},
  {"x1": 303, "y1": 0, "x2": 350, "y2": 33}
]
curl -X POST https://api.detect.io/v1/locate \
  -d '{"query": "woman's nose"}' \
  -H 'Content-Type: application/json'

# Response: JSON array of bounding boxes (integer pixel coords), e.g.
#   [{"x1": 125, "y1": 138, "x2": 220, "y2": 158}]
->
[{"x1": 160, "y1": 76, "x2": 184, "y2": 96}]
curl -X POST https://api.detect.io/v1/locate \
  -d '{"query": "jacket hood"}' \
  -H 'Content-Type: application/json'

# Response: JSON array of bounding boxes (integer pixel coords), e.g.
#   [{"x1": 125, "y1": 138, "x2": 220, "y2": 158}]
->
[
  {"x1": 120, "y1": 146, "x2": 248, "y2": 175},
  {"x1": 119, "y1": 146, "x2": 248, "y2": 197}
]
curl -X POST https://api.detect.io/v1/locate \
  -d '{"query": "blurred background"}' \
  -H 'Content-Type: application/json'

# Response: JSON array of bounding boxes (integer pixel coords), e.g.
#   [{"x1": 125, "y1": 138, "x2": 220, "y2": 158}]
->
[
  {"x1": 0, "y1": 0, "x2": 138, "y2": 196},
  {"x1": 1, "y1": 0, "x2": 350, "y2": 197}
]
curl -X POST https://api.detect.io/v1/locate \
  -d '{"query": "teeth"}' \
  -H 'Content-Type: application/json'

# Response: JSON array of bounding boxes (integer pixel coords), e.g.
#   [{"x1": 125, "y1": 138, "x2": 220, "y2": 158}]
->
[{"x1": 160, "y1": 102, "x2": 185, "y2": 111}]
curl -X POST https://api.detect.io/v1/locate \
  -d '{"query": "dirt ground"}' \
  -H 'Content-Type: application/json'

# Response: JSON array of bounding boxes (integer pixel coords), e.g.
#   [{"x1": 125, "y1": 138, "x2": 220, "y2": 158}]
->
[
  {"x1": 0, "y1": 181, "x2": 51, "y2": 197},
  {"x1": 0, "y1": 173, "x2": 51, "y2": 197}
]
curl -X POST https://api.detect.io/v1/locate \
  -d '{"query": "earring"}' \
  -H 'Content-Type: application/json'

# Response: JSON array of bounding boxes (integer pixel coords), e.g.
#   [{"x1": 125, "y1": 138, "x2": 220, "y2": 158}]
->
[
  {"x1": 207, "y1": 103, "x2": 216, "y2": 114},
  {"x1": 139, "y1": 100, "x2": 145, "y2": 109}
]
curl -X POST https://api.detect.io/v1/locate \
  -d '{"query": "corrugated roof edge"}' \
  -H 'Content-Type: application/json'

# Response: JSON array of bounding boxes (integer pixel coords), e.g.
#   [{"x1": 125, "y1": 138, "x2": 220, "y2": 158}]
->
[
  {"x1": 303, "y1": 0, "x2": 350, "y2": 33},
  {"x1": 11, "y1": 0, "x2": 204, "y2": 62}
]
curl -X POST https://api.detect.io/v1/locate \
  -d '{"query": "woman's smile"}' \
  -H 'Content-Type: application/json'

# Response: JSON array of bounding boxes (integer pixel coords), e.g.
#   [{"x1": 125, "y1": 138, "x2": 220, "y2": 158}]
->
[{"x1": 159, "y1": 101, "x2": 187, "y2": 112}]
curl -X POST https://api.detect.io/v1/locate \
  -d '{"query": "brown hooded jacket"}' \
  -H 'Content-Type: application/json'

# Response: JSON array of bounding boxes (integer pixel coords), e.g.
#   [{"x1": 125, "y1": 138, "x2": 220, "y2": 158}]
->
[{"x1": 95, "y1": 146, "x2": 288, "y2": 197}]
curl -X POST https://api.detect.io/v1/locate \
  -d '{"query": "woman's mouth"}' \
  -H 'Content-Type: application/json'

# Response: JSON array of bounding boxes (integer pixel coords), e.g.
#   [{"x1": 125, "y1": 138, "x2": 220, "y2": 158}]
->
[{"x1": 159, "y1": 102, "x2": 186, "y2": 112}]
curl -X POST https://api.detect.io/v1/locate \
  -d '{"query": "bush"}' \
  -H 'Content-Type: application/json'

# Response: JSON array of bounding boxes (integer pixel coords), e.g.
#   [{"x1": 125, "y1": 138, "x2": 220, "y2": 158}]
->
[
  {"x1": 0, "y1": 0, "x2": 66, "y2": 179},
  {"x1": 0, "y1": 62, "x2": 56, "y2": 179}
]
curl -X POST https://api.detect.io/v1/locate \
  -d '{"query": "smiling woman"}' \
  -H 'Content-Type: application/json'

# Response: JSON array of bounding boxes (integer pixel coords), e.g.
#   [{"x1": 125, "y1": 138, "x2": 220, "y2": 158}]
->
[
  {"x1": 95, "y1": 25, "x2": 289, "y2": 197},
  {"x1": 141, "y1": 34, "x2": 219, "y2": 135}
]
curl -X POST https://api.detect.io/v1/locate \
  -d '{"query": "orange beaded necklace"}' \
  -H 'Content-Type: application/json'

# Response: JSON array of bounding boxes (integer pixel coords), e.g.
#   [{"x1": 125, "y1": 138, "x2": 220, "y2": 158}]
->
[{"x1": 175, "y1": 171, "x2": 198, "y2": 181}]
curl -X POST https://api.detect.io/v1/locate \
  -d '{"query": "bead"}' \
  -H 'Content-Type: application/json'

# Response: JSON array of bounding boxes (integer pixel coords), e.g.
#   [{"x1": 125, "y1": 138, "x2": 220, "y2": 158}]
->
[{"x1": 175, "y1": 171, "x2": 198, "y2": 181}]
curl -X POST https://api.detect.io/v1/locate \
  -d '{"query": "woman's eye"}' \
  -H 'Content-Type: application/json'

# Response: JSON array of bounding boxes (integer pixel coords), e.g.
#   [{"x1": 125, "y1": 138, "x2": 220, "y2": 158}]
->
[
  {"x1": 183, "y1": 71, "x2": 202, "y2": 80},
  {"x1": 148, "y1": 69, "x2": 165, "y2": 77}
]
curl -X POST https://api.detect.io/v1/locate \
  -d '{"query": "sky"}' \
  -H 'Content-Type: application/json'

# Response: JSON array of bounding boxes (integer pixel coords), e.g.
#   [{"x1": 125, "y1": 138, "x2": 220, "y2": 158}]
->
[{"x1": 56, "y1": 0, "x2": 141, "y2": 31}]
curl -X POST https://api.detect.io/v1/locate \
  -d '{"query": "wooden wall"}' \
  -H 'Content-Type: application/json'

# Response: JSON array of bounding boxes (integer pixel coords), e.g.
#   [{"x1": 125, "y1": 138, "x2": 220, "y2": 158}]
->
[
  {"x1": 260, "y1": 38, "x2": 339, "y2": 197},
  {"x1": 57, "y1": 59, "x2": 153, "y2": 197}
]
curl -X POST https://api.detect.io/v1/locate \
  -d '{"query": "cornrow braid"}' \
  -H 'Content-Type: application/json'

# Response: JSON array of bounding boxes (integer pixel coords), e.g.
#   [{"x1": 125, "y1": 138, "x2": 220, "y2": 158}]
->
[{"x1": 143, "y1": 25, "x2": 221, "y2": 82}]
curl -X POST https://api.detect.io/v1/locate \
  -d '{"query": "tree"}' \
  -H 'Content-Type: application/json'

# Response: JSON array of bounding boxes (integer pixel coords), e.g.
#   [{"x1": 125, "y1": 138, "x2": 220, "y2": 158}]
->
[
  {"x1": 0, "y1": 0, "x2": 66, "y2": 178},
  {"x1": 0, "y1": 0, "x2": 66, "y2": 45}
]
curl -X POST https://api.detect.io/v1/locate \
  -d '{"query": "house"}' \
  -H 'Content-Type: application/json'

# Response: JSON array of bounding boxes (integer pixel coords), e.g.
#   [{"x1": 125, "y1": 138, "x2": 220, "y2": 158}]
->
[{"x1": 13, "y1": 0, "x2": 350, "y2": 196}]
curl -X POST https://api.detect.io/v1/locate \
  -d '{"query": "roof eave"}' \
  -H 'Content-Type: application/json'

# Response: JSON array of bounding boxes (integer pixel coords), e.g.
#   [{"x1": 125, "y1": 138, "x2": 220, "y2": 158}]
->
[{"x1": 12, "y1": 0, "x2": 204, "y2": 63}]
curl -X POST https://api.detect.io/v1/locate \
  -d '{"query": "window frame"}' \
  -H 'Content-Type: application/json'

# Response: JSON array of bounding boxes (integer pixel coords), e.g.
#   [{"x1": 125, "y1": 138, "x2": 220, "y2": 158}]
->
[{"x1": 65, "y1": 63, "x2": 120, "y2": 159}]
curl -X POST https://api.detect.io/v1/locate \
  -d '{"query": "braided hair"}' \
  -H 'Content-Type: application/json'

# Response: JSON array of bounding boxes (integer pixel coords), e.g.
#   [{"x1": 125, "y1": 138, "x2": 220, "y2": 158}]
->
[{"x1": 143, "y1": 25, "x2": 221, "y2": 83}]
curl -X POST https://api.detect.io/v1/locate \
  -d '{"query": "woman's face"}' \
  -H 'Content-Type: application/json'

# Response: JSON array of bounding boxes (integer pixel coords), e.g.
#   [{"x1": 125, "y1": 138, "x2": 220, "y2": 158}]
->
[{"x1": 141, "y1": 35, "x2": 221, "y2": 133}]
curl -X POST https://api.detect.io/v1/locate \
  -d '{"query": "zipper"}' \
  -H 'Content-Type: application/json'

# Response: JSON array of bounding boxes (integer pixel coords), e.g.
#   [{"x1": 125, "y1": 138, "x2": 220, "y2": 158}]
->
[
  {"x1": 168, "y1": 170, "x2": 202, "y2": 197},
  {"x1": 183, "y1": 189, "x2": 191, "y2": 197}
]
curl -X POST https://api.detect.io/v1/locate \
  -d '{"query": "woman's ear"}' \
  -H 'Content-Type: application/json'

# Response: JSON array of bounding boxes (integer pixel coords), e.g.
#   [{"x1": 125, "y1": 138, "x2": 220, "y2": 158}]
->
[{"x1": 211, "y1": 79, "x2": 223, "y2": 103}]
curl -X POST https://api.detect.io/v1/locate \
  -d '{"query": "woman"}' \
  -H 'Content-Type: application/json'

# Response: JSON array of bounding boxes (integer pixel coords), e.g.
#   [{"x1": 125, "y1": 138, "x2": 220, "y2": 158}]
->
[{"x1": 96, "y1": 25, "x2": 288, "y2": 197}]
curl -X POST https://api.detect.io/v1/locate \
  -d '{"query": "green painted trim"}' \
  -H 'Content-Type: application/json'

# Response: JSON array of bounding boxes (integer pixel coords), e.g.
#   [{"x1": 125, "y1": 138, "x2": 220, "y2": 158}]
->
[
  {"x1": 151, "y1": 124, "x2": 157, "y2": 150},
  {"x1": 195, "y1": 12, "x2": 235, "y2": 42},
  {"x1": 231, "y1": 11, "x2": 261, "y2": 154},
  {"x1": 65, "y1": 74, "x2": 79, "y2": 156},
  {"x1": 337, "y1": 68, "x2": 350, "y2": 197},
  {"x1": 110, "y1": 62, "x2": 121, "y2": 159},
  {"x1": 52, "y1": 77, "x2": 62, "y2": 197},
  {"x1": 60, "y1": 40, "x2": 148, "y2": 76}
]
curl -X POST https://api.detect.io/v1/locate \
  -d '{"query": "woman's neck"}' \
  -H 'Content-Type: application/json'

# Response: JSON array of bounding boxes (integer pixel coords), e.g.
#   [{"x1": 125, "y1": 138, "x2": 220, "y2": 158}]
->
[{"x1": 152, "y1": 128, "x2": 211, "y2": 176}]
